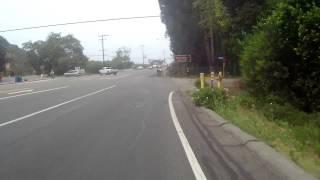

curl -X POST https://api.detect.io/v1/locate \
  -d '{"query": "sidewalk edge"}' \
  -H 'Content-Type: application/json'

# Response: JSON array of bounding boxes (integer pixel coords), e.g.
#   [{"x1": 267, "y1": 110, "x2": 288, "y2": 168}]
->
[{"x1": 181, "y1": 91, "x2": 318, "y2": 180}]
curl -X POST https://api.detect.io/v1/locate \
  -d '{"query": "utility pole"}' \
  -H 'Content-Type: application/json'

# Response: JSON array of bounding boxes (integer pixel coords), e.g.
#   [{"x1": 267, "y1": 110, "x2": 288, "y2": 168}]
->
[
  {"x1": 163, "y1": 50, "x2": 166, "y2": 64},
  {"x1": 99, "y1": 34, "x2": 109, "y2": 66},
  {"x1": 141, "y1": 45, "x2": 145, "y2": 66}
]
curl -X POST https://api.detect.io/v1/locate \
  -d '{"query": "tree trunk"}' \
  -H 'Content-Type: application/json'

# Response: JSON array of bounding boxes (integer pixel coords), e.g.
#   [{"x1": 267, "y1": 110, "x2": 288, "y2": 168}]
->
[{"x1": 210, "y1": 27, "x2": 215, "y2": 72}]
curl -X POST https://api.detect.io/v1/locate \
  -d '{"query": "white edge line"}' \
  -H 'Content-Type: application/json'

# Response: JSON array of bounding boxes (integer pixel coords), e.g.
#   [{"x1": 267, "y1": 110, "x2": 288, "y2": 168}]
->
[
  {"x1": 8, "y1": 89, "x2": 33, "y2": 95},
  {"x1": 0, "y1": 86, "x2": 69, "y2": 101},
  {"x1": 168, "y1": 91, "x2": 207, "y2": 180},
  {"x1": 0, "y1": 85, "x2": 116, "y2": 128}
]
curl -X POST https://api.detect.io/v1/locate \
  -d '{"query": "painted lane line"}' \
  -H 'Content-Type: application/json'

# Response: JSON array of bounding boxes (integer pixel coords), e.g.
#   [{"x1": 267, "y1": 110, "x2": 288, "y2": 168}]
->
[
  {"x1": 168, "y1": 91, "x2": 207, "y2": 180},
  {"x1": 99, "y1": 74, "x2": 130, "y2": 80},
  {"x1": 0, "y1": 86, "x2": 69, "y2": 101},
  {"x1": 8, "y1": 89, "x2": 33, "y2": 95},
  {"x1": 0, "y1": 85, "x2": 116, "y2": 128}
]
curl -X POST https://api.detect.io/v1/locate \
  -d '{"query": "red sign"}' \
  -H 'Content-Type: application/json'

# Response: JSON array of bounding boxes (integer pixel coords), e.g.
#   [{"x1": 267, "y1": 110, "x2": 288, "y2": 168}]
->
[{"x1": 175, "y1": 55, "x2": 192, "y2": 62}]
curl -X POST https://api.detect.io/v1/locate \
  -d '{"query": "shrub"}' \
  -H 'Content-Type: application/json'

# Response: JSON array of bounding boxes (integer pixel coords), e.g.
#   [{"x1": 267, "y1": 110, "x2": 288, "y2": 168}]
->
[
  {"x1": 316, "y1": 144, "x2": 320, "y2": 157},
  {"x1": 85, "y1": 61, "x2": 104, "y2": 74},
  {"x1": 192, "y1": 88, "x2": 227, "y2": 110},
  {"x1": 240, "y1": 0, "x2": 320, "y2": 112}
]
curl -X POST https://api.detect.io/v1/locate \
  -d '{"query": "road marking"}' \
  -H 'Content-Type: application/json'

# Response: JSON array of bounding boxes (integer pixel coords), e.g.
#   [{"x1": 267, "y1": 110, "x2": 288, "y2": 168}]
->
[
  {"x1": 23, "y1": 79, "x2": 51, "y2": 84},
  {"x1": 99, "y1": 74, "x2": 130, "y2": 80},
  {"x1": 8, "y1": 89, "x2": 33, "y2": 95},
  {"x1": 0, "y1": 85, "x2": 116, "y2": 128},
  {"x1": 0, "y1": 86, "x2": 69, "y2": 101},
  {"x1": 0, "y1": 88, "x2": 29, "y2": 94},
  {"x1": 168, "y1": 91, "x2": 207, "y2": 180}
]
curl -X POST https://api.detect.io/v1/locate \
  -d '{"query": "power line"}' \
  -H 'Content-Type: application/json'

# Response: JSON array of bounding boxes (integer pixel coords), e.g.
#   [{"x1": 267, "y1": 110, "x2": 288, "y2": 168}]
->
[{"x1": 0, "y1": 15, "x2": 160, "y2": 33}]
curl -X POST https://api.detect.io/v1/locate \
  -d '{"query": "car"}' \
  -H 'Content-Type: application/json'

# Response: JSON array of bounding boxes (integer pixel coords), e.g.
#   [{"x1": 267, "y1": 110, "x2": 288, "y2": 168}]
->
[
  {"x1": 136, "y1": 66, "x2": 144, "y2": 70},
  {"x1": 99, "y1": 67, "x2": 118, "y2": 75},
  {"x1": 64, "y1": 70, "x2": 81, "y2": 77}
]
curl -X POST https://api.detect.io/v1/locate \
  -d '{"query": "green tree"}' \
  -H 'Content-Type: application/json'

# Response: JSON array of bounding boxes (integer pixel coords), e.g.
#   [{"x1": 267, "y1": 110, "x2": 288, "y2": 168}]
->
[
  {"x1": 158, "y1": 0, "x2": 269, "y2": 74},
  {"x1": 23, "y1": 33, "x2": 88, "y2": 75},
  {"x1": 241, "y1": 0, "x2": 320, "y2": 112},
  {"x1": 193, "y1": 0, "x2": 231, "y2": 69},
  {"x1": 85, "y1": 60, "x2": 104, "y2": 73},
  {"x1": 5, "y1": 45, "x2": 33, "y2": 75},
  {"x1": 111, "y1": 47, "x2": 133, "y2": 69},
  {"x1": 0, "y1": 36, "x2": 10, "y2": 72}
]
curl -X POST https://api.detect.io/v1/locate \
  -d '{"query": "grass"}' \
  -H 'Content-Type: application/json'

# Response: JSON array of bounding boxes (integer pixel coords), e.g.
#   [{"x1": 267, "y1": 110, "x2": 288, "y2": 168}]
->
[{"x1": 192, "y1": 88, "x2": 320, "y2": 176}]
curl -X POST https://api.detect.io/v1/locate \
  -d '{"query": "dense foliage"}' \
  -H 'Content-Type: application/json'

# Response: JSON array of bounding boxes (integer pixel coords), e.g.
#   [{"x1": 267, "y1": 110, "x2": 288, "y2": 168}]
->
[
  {"x1": 240, "y1": 0, "x2": 320, "y2": 112},
  {"x1": 23, "y1": 33, "x2": 88, "y2": 75},
  {"x1": 110, "y1": 47, "x2": 133, "y2": 69},
  {"x1": 160, "y1": 0, "x2": 320, "y2": 112},
  {"x1": 0, "y1": 36, "x2": 9, "y2": 72},
  {"x1": 159, "y1": 0, "x2": 267, "y2": 73},
  {"x1": 85, "y1": 61, "x2": 104, "y2": 74},
  {"x1": 86, "y1": 47, "x2": 133, "y2": 73},
  {"x1": 0, "y1": 36, "x2": 34, "y2": 75}
]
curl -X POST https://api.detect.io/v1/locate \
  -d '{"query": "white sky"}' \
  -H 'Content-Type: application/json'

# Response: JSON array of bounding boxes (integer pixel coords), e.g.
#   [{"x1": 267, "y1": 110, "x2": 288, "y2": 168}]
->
[{"x1": 0, "y1": 0, "x2": 171, "y2": 64}]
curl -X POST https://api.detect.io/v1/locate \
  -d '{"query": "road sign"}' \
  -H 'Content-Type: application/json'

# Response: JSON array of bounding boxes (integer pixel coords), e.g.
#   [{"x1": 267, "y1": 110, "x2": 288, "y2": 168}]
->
[{"x1": 174, "y1": 55, "x2": 192, "y2": 63}]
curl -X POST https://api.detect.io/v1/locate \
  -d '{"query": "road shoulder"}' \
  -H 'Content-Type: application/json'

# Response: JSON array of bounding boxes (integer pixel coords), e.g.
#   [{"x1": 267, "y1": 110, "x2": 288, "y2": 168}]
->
[{"x1": 170, "y1": 77, "x2": 318, "y2": 180}]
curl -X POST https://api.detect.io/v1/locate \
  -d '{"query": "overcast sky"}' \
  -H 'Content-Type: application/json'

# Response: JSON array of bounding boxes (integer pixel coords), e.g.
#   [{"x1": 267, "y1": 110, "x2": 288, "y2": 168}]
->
[{"x1": 0, "y1": 0, "x2": 171, "y2": 64}]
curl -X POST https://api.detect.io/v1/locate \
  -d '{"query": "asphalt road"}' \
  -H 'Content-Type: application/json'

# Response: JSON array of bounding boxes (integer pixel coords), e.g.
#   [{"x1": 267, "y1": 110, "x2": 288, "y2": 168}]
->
[
  {"x1": 0, "y1": 70, "x2": 202, "y2": 180},
  {"x1": 0, "y1": 69, "x2": 268, "y2": 180}
]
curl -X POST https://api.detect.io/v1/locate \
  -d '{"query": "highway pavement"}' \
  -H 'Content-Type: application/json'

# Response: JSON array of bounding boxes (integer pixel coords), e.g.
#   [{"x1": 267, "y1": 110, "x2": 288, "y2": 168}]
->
[{"x1": 0, "y1": 69, "x2": 259, "y2": 180}]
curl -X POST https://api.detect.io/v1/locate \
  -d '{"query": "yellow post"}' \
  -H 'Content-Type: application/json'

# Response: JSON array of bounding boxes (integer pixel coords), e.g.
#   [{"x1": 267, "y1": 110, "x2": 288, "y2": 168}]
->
[
  {"x1": 200, "y1": 73, "x2": 205, "y2": 89},
  {"x1": 217, "y1": 71, "x2": 223, "y2": 89},
  {"x1": 210, "y1": 72, "x2": 214, "y2": 89}
]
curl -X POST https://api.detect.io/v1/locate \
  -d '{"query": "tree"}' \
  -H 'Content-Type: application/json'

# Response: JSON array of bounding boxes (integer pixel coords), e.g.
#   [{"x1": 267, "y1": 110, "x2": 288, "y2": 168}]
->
[
  {"x1": 22, "y1": 41, "x2": 44, "y2": 74},
  {"x1": 85, "y1": 60, "x2": 104, "y2": 73},
  {"x1": 0, "y1": 36, "x2": 10, "y2": 72},
  {"x1": 158, "y1": 0, "x2": 268, "y2": 74},
  {"x1": 193, "y1": 0, "x2": 231, "y2": 69},
  {"x1": 5, "y1": 45, "x2": 33, "y2": 75},
  {"x1": 240, "y1": 0, "x2": 320, "y2": 112},
  {"x1": 159, "y1": 0, "x2": 208, "y2": 69},
  {"x1": 110, "y1": 47, "x2": 133, "y2": 69},
  {"x1": 23, "y1": 33, "x2": 88, "y2": 75}
]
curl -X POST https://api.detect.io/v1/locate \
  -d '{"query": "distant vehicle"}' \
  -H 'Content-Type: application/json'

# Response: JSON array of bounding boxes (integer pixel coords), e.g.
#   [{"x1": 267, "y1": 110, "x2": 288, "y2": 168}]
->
[
  {"x1": 136, "y1": 66, "x2": 144, "y2": 70},
  {"x1": 152, "y1": 64, "x2": 158, "y2": 68},
  {"x1": 99, "y1": 67, "x2": 118, "y2": 75},
  {"x1": 64, "y1": 70, "x2": 81, "y2": 77},
  {"x1": 148, "y1": 66, "x2": 153, "y2": 69},
  {"x1": 157, "y1": 67, "x2": 163, "y2": 76}
]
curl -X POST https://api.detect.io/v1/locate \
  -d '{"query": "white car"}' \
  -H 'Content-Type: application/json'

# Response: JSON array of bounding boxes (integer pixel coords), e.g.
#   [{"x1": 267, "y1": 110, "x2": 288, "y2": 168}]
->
[
  {"x1": 64, "y1": 70, "x2": 81, "y2": 77},
  {"x1": 99, "y1": 67, "x2": 118, "y2": 75},
  {"x1": 136, "y1": 66, "x2": 144, "y2": 70}
]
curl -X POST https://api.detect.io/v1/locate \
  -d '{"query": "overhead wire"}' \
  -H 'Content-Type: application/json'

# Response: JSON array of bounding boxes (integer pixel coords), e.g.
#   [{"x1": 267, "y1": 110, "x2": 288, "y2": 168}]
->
[{"x1": 0, "y1": 15, "x2": 160, "y2": 33}]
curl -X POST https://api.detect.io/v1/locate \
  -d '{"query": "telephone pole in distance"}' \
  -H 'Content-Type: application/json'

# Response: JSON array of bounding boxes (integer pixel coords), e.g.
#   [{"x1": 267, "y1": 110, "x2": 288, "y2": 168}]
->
[{"x1": 99, "y1": 34, "x2": 109, "y2": 66}]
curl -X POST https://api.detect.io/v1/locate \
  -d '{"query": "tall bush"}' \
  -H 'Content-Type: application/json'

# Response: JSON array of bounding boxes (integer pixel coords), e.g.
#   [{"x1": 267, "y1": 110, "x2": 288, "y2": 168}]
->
[{"x1": 240, "y1": 0, "x2": 320, "y2": 112}]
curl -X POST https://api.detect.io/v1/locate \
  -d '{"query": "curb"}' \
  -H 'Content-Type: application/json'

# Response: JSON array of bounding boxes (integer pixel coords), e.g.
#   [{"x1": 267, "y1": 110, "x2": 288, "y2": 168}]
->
[{"x1": 200, "y1": 107, "x2": 318, "y2": 180}]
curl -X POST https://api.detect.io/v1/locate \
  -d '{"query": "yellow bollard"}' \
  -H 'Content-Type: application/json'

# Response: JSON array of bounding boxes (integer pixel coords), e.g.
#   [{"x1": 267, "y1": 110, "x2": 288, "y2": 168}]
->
[
  {"x1": 210, "y1": 72, "x2": 214, "y2": 89},
  {"x1": 200, "y1": 73, "x2": 205, "y2": 89},
  {"x1": 217, "y1": 71, "x2": 223, "y2": 89}
]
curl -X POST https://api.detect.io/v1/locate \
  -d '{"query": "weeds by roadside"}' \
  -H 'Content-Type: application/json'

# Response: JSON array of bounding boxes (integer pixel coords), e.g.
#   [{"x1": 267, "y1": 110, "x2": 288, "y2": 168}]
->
[{"x1": 192, "y1": 88, "x2": 320, "y2": 176}]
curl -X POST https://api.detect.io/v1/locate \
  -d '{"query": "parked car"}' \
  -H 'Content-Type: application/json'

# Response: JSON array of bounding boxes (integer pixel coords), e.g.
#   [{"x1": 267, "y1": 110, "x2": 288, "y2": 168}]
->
[
  {"x1": 64, "y1": 70, "x2": 81, "y2": 77},
  {"x1": 99, "y1": 67, "x2": 118, "y2": 75}
]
